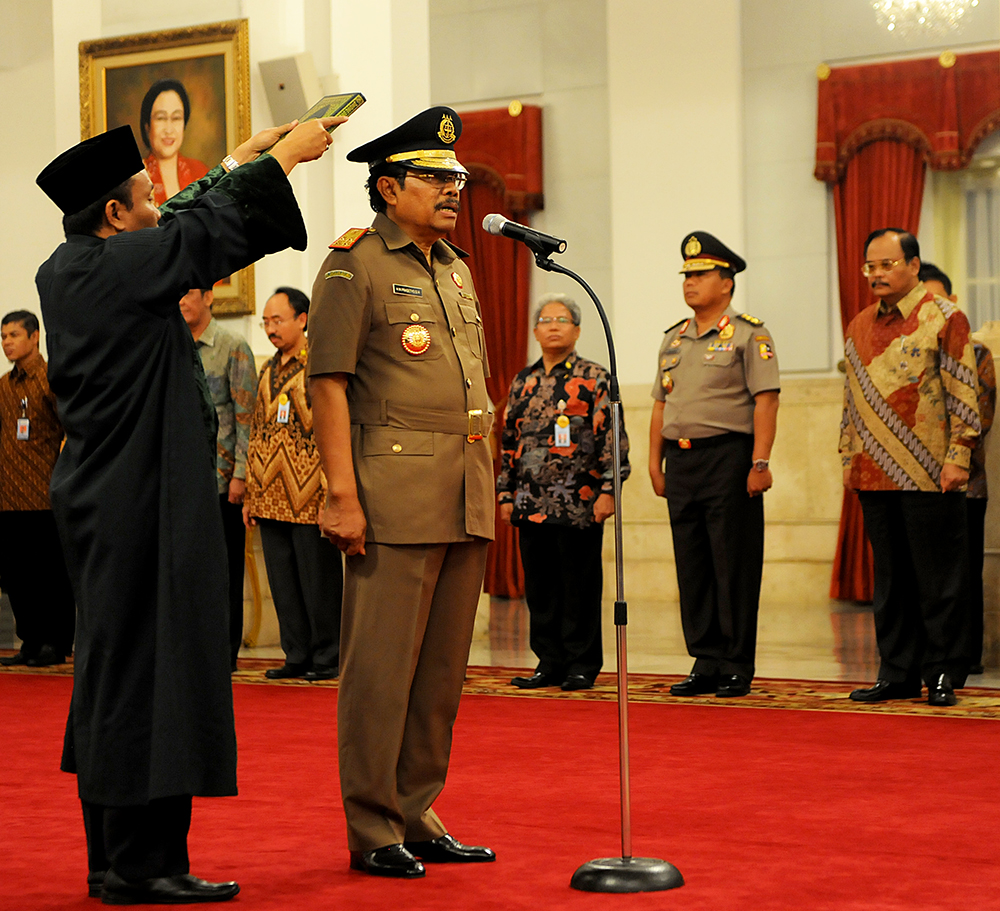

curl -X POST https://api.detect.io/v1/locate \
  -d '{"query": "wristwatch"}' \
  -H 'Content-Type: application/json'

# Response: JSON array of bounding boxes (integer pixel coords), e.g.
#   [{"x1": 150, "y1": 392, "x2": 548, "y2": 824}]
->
[
  {"x1": 222, "y1": 154, "x2": 240, "y2": 173},
  {"x1": 753, "y1": 459, "x2": 770, "y2": 472}
]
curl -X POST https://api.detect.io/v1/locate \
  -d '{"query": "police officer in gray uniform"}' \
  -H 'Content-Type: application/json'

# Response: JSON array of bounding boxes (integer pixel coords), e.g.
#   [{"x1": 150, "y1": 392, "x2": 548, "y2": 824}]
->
[{"x1": 648, "y1": 232, "x2": 780, "y2": 698}]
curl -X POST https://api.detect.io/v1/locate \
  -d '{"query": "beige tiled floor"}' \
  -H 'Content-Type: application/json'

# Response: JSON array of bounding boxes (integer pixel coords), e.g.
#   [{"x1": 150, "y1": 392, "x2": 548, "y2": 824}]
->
[{"x1": 244, "y1": 594, "x2": 1000, "y2": 689}]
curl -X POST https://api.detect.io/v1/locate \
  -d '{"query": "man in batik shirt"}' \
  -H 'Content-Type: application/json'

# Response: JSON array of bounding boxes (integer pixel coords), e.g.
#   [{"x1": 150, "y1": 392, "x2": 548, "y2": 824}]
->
[{"x1": 497, "y1": 293, "x2": 629, "y2": 691}]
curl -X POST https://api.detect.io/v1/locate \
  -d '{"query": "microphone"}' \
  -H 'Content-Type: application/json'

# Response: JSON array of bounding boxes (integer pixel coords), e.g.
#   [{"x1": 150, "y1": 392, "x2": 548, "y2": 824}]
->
[{"x1": 482, "y1": 214, "x2": 567, "y2": 256}]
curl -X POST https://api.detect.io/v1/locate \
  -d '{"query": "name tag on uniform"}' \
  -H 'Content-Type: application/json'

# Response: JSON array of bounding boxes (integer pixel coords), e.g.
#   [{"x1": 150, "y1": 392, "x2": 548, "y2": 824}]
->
[
  {"x1": 16, "y1": 418, "x2": 29, "y2": 440},
  {"x1": 276, "y1": 393, "x2": 290, "y2": 425},
  {"x1": 554, "y1": 414, "x2": 571, "y2": 448}
]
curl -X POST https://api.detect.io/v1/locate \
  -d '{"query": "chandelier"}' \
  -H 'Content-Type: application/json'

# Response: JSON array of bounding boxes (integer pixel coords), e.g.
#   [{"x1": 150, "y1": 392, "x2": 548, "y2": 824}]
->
[{"x1": 872, "y1": 0, "x2": 979, "y2": 37}]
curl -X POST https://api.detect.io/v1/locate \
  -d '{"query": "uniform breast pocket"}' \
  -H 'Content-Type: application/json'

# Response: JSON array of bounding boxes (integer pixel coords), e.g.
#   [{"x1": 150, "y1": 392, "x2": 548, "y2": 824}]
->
[
  {"x1": 458, "y1": 303, "x2": 485, "y2": 358},
  {"x1": 702, "y1": 350, "x2": 738, "y2": 386},
  {"x1": 383, "y1": 301, "x2": 443, "y2": 363}
]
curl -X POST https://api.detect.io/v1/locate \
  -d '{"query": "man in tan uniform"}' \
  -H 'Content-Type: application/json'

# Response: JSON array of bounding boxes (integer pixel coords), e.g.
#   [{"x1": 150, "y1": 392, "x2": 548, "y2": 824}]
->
[{"x1": 307, "y1": 107, "x2": 496, "y2": 879}]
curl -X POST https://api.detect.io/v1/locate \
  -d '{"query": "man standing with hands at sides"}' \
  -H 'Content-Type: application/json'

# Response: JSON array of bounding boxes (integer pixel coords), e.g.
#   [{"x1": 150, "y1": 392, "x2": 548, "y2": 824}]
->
[
  {"x1": 649, "y1": 232, "x2": 779, "y2": 699},
  {"x1": 842, "y1": 230, "x2": 980, "y2": 707},
  {"x1": 307, "y1": 107, "x2": 496, "y2": 879},
  {"x1": 179, "y1": 287, "x2": 257, "y2": 672},
  {"x1": 497, "y1": 293, "x2": 629, "y2": 692},
  {"x1": 243, "y1": 287, "x2": 341, "y2": 682},
  {"x1": 36, "y1": 114, "x2": 341, "y2": 904}
]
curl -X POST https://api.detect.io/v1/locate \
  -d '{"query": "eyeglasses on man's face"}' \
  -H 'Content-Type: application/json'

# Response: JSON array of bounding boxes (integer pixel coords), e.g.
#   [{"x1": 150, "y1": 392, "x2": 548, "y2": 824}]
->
[
  {"x1": 406, "y1": 171, "x2": 467, "y2": 191},
  {"x1": 536, "y1": 316, "x2": 574, "y2": 326},
  {"x1": 861, "y1": 258, "x2": 906, "y2": 276},
  {"x1": 260, "y1": 316, "x2": 291, "y2": 329}
]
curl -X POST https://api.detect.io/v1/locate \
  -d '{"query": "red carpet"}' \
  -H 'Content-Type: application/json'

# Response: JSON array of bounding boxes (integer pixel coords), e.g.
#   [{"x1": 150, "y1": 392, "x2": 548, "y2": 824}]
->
[{"x1": 2, "y1": 673, "x2": 999, "y2": 910}]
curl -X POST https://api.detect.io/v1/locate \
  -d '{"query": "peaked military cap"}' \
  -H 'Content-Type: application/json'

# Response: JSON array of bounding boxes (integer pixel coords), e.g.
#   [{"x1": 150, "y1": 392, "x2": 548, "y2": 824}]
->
[
  {"x1": 347, "y1": 106, "x2": 468, "y2": 175},
  {"x1": 37, "y1": 125, "x2": 144, "y2": 216},
  {"x1": 679, "y1": 231, "x2": 747, "y2": 274}
]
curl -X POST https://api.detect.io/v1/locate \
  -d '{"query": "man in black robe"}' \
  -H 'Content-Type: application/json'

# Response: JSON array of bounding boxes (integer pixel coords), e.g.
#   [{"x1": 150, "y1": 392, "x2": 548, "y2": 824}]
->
[{"x1": 35, "y1": 118, "x2": 340, "y2": 905}]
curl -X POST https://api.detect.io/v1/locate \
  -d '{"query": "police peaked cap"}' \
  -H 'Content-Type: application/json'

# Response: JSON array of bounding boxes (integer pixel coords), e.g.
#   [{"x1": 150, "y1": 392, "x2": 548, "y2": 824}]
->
[
  {"x1": 37, "y1": 126, "x2": 144, "y2": 216},
  {"x1": 679, "y1": 231, "x2": 747, "y2": 274},
  {"x1": 347, "y1": 106, "x2": 468, "y2": 175}
]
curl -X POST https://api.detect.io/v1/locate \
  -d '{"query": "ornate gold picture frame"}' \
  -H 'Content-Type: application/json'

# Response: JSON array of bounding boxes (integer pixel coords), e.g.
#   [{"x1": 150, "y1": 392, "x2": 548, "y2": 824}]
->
[{"x1": 79, "y1": 20, "x2": 254, "y2": 316}]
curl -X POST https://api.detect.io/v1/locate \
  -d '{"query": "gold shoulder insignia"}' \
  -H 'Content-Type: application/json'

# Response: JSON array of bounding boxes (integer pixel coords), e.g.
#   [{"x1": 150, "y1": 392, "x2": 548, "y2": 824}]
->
[
  {"x1": 329, "y1": 228, "x2": 369, "y2": 250},
  {"x1": 737, "y1": 312, "x2": 763, "y2": 326},
  {"x1": 664, "y1": 317, "x2": 687, "y2": 333}
]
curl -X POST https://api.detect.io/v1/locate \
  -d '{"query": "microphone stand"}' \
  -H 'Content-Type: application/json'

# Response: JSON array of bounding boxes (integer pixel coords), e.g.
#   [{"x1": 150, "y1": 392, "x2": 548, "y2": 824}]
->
[{"x1": 528, "y1": 245, "x2": 683, "y2": 894}]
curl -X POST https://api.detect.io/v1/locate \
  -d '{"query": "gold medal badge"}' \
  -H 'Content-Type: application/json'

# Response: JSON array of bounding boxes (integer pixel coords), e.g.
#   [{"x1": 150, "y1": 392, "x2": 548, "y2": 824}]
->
[
  {"x1": 278, "y1": 393, "x2": 289, "y2": 405},
  {"x1": 661, "y1": 371, "x2": 674, "y2": 394},
  {"x1": 438, "y1": 114, "x2": 457, "y2": 144},
  {"x1": 556, "y1": 415, "x2": 570, "y2": 428},
  {"x1": 401, "y1": 324, "x2": 432, "y2": 356},
  {"x1": 719, "y1": 324, "x2": 734, "y2": 340}
]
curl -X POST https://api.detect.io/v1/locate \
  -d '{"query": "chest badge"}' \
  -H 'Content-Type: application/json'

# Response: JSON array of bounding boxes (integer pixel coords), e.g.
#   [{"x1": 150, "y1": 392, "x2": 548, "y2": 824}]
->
[
  {"x1": 719, "y1": 324, "x2": 734, "y2": 340},
  {"x1": 401, "y1": 324, "x2": 432, "y2": 356},
  {"x1": 669, "y1": 337, "x2": 682, "y2": 349},
  {"x1": 451, "y1": 271, "x2": 464, "y2": 289}
]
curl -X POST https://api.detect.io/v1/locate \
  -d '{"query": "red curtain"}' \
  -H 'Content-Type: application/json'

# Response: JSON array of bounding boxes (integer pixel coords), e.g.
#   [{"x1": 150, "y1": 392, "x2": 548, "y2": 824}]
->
[
  {"x1": 449, "y1": 105, "x2": 544, "y2": 597},
  {"x1": 828, "y1": 140, "x2": 926, "y2": 601}
]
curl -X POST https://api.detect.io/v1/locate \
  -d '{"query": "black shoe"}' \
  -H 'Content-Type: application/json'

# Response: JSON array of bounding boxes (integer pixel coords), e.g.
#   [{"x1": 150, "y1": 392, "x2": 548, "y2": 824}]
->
[
  {"x1": 927, "y1": 673, "x2": 957, "y2": 707},
  {"x1": 669, "y1": 672, "x2": 718, "y2": 696},
  {"x1": 349, "y1": 844, "x2": 425, "y2": 878},
  {"x1": 849, "y1": 679, "x2": 922, "y2": 702},
  {"x1": 403, "y1": 833, "x2": 496, "y2": 863},
  {"x1": 100, "y1": 870, "x2": 239, "y2": 904},
  {"x1": 511, "y1": 671, "x2": 560, "y2": 689},
  {"x1": 26, "y1": 645, "x2": 65, "y2": 667},
  {"x1": 970, "y1": 664, "x2": 985, "y2": 675},
  {"x1": 561, "y1": 674, "x2": 593, "y2": 691},
  {"x1": 0, "y1": 650, "x2": 30, "y2": 667},
  {"x1": 303, "y1": 664, "x2": 339, "y2": 681},
  {"x1": 264, "y1": 663, "x2": 309, "y2": 679},
  {"x1": 716, "y1": 674, "x2": 751, "y2": 697},
  {"x1": 88, "y1": 871, "x2": 107, "y2": 898}
]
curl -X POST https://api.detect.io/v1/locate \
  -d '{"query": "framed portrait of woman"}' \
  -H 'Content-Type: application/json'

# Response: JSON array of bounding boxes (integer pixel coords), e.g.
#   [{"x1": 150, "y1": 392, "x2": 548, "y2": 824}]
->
[{"x1": 80, "y1": 19, "x2": 254, "y2": 316}]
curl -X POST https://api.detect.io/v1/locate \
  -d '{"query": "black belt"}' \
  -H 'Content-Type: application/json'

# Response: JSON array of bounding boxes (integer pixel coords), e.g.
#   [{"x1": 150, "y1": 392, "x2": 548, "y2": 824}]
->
[{"x1": 665, "y1": 432, "x2": 752, "y2": 450}]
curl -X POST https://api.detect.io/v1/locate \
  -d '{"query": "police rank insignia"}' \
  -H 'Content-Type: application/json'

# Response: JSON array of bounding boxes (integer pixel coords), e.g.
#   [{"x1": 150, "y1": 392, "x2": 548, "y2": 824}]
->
[
  {"x1": 738, "y1": 312, "x2": 764, "y2": 326},
  {"x1": 662, "y1": 371, "x2": 674, "y2": 393},
  {"x1": 401, "y1": 324, "x2": 432, "y2": 355},
  {"x1": 438, "y1": 113, "x2": 457, "y2": 144},
  {"x1": 684, "y1": 235, "x2": 702, "y2": 257},
  {"x1": 329, "y1": 227, "x2": 369, "y2": 249},
  {"x1": 758, "y1": 341, "x2": 774, "y2": 360}
]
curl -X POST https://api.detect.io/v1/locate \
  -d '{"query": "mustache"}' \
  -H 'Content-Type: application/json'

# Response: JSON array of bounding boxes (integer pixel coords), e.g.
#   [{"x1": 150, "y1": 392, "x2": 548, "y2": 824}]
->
[{"x1": 436, "y1": 200, "x2": 461, "y2": 213}]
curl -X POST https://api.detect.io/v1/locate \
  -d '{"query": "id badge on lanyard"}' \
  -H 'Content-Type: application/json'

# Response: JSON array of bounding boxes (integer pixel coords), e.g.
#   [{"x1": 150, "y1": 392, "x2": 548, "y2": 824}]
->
[
  {"x1": 554, "y1": 397, "x2": 570, "y2": 448},
  {"x1": 277, "y1": 393, "x2": 290, "y2": 424},
  {"x1": 16, "y1": 397, "x2": 28, "y2": 440}
]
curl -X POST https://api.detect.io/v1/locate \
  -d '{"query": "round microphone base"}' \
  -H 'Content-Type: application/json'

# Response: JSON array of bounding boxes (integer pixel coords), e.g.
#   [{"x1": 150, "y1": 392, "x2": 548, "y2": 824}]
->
[{"x1": 570, "y1": 856, "x2": 684, "y2": 893}]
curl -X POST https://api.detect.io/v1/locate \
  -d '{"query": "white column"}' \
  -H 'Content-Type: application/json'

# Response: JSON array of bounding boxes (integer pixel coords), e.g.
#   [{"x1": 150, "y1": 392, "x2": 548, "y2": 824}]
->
[{"x1": 607, "y1": 0, "x2": 744, "y2": 386}]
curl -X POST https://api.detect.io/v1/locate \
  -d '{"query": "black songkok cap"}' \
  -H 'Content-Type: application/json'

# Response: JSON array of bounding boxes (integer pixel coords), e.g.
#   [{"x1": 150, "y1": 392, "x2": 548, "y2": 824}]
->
[
  {"x1": 679, "y1": 231, "x2": 747, "y2": 274},
  {"x1": 347, "y1": 106, "x2": 468, "y2": 175},
  {"x1": 36, "y1": 126, "x2": 144, "y2": 216}
]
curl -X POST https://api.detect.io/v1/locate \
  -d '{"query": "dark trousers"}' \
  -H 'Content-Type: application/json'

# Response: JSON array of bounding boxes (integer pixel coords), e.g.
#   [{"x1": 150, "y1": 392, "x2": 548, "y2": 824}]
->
[
  {"x1": 663, "y1": 434, "x2": 763, "y2": 680},
  {"x1": 0, "y1": 510, "x2": 75, "y2": 657},
  {"x1": 219, "y1": 495, "x2": 246, "y2": 668},
  {"x1": 258, "y1": 518, "x2": 342, "y2": 669},
  {"x1": 81, "y1": 795, "x2": 191, "y2": 880},
  {"x1": 517, "y1": 521, "x2": 604, "y2": 683},
  {"x1": 858, "y1": 490, "x2": 970, "y2": 686},
  {"x1": 967, "y1": 497, "x2": 987, "y2": 667}
]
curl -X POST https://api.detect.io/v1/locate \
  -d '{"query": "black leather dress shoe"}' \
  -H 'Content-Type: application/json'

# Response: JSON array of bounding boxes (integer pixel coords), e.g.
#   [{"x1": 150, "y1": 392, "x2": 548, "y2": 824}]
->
[
  {"x1": 101, "y1": 870, "x2": 239, "y2": 904},
  {"x1": 264, "y1": 663, "x2": 309, "y2": 679},
  {"x1": 927, "y1": 673, "x2": 957, "y2": 707},
  {"x1": 849, "y1": 679, "x2": 922, "y2": 702},
  {"x1": 669, "y1": 673, "x2": 718, "y2": 696},
  {"x1": 303, "y1": 664, "x2": 339, "y2": 680},
  {"x1": 561, "y1": 674, "x2": 593, "y2": 691},
  {"x1": 970, "y1": 664, "x2": 985, "y2": 675},
  {"x1": 88, "y1": 870, "x2": 107, "y2": 897},
  {"x1": 716, "y1": 674, "x2": 751, "y2": 697},
  {"x1": 26, "y1": 645, "x2": 65, "y2": 667},
  {"x1": 349, "y1": 844, "x2": 425, "y2": 878},
  {"x1": 403, "y1": 833, "x2": 496, "y2": 863},
  {"x1": 0, "y1": 650, "x2": 30, "y2": 666},
  {"x1": 511, "y1": 671, "x2": 560, "y2": 689}
]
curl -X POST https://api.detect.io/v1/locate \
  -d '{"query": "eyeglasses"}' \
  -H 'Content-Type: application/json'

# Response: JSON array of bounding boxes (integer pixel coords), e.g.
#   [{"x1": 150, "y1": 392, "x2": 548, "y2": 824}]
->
[
  {"x1": 259, "y1": 317, "x2": 290, "y2": 329},
  {"x1": 861, "y1": 258, "x2": 906, "y2": 276},
  {"x1": 536, "y1": 316, "x2": 575, "y2": 326},
  {"x1": 406, "y1": 171, "x2": 467, "y2": 191}
]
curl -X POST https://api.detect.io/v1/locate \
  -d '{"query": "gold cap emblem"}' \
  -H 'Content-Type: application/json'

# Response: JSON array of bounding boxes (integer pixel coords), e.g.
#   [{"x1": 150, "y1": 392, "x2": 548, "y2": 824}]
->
[
  {"x1": 684, "y1": 235, "x2": 702, "y2": 257},
  {"x1": 438, "y1": 114, "x2": 457, "y2": 144}
]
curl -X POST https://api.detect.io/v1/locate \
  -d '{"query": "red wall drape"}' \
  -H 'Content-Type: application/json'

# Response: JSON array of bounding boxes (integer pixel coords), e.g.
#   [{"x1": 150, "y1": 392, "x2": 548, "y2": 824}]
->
[
  {"x1": 449, "y1": 105, "x2": 543, "y2": 597},
  {"x1": 828, "y1": 140, "x2": 926, "y2": 601}
]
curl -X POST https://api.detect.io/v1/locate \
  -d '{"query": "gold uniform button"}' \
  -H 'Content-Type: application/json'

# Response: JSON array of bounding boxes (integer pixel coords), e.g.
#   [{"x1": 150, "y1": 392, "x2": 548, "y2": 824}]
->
[
  {"x1": 391, "y1": 443, "x2": 402, "y2": 453},
  {"x1": 466, "y1": 378, "x2": 473, "y2": 388},
  {"x1": 410, "y1": 312, "x2": 420, "y2": 321}
]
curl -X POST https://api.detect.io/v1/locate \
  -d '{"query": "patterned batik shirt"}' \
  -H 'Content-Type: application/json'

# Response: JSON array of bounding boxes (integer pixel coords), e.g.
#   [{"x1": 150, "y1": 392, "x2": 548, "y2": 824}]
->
[
  {"x1": 0, "y1": 352, "x2": 63, "y2": 511},
  {"x1": 194, "y1": 318, "x2": 257, "y2": 494},
  {"x1": 244, "y1": 347, "x2": 325, "y2": 524},
  {"x1": 496, "y1": 352, "x2": 629, "y2": 528},
  {"x1": 968, "y1": 341, "x2": 996, "y2": 499},
  {"x1": 839, "y1": 282, "x2": 981, "y2": 492}
]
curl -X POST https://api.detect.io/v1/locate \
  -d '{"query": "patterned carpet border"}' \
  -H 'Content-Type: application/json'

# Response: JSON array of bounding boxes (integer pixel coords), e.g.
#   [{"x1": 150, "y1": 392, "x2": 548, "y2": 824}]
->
[{"x1": 5, "y1": 652, "x2": 999, "y2": 719}]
